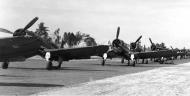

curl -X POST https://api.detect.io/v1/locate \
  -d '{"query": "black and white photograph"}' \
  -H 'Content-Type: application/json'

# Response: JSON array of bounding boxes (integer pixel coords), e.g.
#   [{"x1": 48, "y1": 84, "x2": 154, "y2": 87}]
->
[{"x1": 1, "y1": 0, "x2": 190, "y2": 95}]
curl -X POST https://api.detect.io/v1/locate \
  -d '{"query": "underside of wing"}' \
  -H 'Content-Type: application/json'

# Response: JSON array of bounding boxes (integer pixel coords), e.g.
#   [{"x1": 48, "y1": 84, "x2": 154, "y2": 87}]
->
[{"x1": 44, "y1": 45, "x2": 109, "y2": 61}]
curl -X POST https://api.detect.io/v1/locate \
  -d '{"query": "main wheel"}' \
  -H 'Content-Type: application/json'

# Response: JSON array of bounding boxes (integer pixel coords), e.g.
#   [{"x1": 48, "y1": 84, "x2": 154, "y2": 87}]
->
[
  {"x1": 46, "y1": 61, "x2": 53, "y2": 70},
  {"x1": 2, "y1": 62, "x2": 9, "y2": 69}
]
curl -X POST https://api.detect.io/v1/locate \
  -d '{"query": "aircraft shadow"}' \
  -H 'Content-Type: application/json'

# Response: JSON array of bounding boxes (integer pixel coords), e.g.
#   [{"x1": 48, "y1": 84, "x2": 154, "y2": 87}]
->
[
  {"x1": 8, "y1": 67, "x2": 117, "y2": 72},
  {"x1": 59, "y1": 67, "x2": 117, "y2": 72},
  {"x1": 0, "y1": 82, "x2": 64, "y2": 87},
  {"x1": 91, "y1": 63, "x2": 173, "y2": 68},
  {"x1": 0, "y1": 75, "x2": 30, "y2": 77},
  {"x1": 9, "y1": 67, "x2": 47, "y2": 70}
]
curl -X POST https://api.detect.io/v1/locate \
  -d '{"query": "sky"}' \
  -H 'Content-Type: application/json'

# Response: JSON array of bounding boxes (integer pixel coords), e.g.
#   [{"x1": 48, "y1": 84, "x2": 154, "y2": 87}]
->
[{"x1": 0, "y1": 0, "x2": 190, "y2": 49}]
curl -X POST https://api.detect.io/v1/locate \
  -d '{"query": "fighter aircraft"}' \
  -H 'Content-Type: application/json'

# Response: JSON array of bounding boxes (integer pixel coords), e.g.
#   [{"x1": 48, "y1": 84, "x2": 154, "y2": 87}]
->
[
  {"x1": 147, "y1": 38, "x2": 179, "y2": 63},
  {"x1": 0, "y1": 17, "x2": 109, "y2": 70},
  {"x1": 101, "y1": 27, "x2": 142, "y2": 66},
  {"x1": 102, "y1": 27, "x2": 179, "y2": 66}
]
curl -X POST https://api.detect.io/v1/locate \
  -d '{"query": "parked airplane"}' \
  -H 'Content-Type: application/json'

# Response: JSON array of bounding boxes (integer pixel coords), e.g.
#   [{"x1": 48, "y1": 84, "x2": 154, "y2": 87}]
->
[
  {"x1": 102, "y1": 27, "x2": 179, "y2": 66},
  {"x1": 0, "y1": 17, "x2": 109, "y2": 70}
]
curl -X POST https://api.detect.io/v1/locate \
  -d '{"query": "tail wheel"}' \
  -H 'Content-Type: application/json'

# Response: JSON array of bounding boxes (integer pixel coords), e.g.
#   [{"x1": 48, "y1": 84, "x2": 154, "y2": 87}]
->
[
  {"x1": 46, "y1": 61, "x2": 53, "y2": 70},
  {"x1": 2, "y1": 62, "x2": 9, "y2": 69}
]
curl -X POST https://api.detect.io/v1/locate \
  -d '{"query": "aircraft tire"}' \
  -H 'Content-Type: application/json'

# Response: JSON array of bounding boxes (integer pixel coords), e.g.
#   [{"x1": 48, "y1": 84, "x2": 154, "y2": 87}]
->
[
  {"x1": 46, "y1": 61, "x2": 53, "y2": 70},
  {"x1": 2, "y1": 62, "x2": 9, "y2": 69}
]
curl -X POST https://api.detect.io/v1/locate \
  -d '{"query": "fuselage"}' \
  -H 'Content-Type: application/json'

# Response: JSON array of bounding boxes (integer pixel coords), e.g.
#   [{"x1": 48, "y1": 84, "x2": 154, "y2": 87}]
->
[{"x1": 0, "y1": 36, "x2": 42, "y2": 62}]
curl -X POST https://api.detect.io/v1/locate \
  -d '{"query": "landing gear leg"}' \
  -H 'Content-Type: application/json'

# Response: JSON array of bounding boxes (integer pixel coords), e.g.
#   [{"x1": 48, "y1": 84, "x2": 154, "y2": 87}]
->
[
  {"x1": 46, "y1": 61, "x2": 53, "y2": 70},
  {"x1": 127, "y1": 60, "x2": 130, "y2": 66},
  {"x1": 145, "y1": 59, "x2": 148, "y2": 64},
  {"x1": 2, "y1": 62, "x2": 9, "y2": 69},
  {"x1": 101, "y1": 58, "x2": 106, "y2": 66},
  {"x1": 142, "y1": 59, "x2": 144, "y2": 64},
  {"x1": 132, "y1": 60, "x2": 136, "y2": 67},
  {"x1": 159, "y1": 57, "x2": 164, "y2": 64},
  {"x1": 121, "y1": 57, "x2": 124, "y2": 63},
  {"x1": 57, "y1": 61, "x2": 62, "y2": 69},
  {"x1": 57, "y1": 57, "x2": 63, "y2": 69}
]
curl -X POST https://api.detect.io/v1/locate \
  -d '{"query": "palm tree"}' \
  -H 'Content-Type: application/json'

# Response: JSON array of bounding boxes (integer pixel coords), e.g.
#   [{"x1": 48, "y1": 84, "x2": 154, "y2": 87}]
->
[
  {"x1": 35, "y1": 22, "x2": 49, "y2": 39},
  {"x1": 84, "y1": 37, "x2": 97, "y2": 46},
  {"x1": 54, "y1": 28, "x2": 61, "y2": 46}
]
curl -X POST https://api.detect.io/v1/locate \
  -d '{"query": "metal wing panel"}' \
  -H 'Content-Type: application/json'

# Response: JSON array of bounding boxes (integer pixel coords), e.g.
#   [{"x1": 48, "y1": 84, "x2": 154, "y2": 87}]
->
[
  {"x1": 134, "y1": 50, "x2": 178, "y2": 59},
  {"x1": 45, "y1": 45, "x2": 109, "y2": 61}
]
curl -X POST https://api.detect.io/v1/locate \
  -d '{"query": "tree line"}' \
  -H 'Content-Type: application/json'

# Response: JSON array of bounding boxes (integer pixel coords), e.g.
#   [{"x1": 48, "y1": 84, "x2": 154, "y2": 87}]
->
[{"x1": 35, "y1": 22, "x2": 97, "y2": 48}]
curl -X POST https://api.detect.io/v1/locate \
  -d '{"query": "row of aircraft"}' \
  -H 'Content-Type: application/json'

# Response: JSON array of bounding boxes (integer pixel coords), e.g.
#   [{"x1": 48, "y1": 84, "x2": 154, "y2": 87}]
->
[{"x1": 0, "y1": 17, "x2": 188, "y2": 70}]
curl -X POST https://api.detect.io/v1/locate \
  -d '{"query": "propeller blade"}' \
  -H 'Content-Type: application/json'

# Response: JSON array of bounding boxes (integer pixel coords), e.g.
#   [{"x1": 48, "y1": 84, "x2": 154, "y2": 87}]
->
[
  {"x1": 0, "y1": 28, "x2": 13, "y2": 34},
  {"x1": 149, "y1": 38, "x2": 153, "y2": 45},
  {"x1": 116, "y1": 26, "x2": 120, "y2": 39},
  {"x1": 171, "y1": 46, "x2": 173, "y2": 50},
  {"x1": 23, "y1": 17, "x2": 39, "y2": 31},
  {"x1": 135, "y1": 35, "x2": 142, "y2": 43}
]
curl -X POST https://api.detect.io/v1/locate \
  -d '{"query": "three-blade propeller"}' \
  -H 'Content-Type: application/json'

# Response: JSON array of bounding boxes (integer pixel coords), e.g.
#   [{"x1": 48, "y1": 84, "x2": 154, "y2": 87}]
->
[{"x1": 0, "y1": 17, "x2": 39, "y2": 35}]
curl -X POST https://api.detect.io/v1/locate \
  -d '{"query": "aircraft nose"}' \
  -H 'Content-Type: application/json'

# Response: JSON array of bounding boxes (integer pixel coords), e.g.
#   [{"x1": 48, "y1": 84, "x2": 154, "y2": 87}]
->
[{"x1": 112, "y1": 39, "x2": 121, "y2": 47}]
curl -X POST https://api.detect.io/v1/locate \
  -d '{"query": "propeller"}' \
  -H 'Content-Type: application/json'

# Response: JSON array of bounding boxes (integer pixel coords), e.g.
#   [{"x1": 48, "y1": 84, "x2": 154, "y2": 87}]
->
[
  {"x1": 170, "y1": 46, "x2": 173, "y2": 50},
  {"x1": 149, "y1": 38, "x2": 154, "y2": 45},
  {"x1": 0, "y1": 17, "x2": 39, "y2": 37},
  {"x1": 135, "y1": 35, "x2": 142, "y2": 44},
  {"x1": 116, "y1": 26, "x2": 120, "y2": 39},
  {"x1": 149, "y1": 38, "x2": 157, "y2": 51},
  {"x1": 112, "y1": 26, "x2": 121, "y2": 47},
  {"x1": 22, "y1": 17, "x2": 38, "y2": 32},
  {"x1": 13, "y1": 17, "x2": 39, "y2": 36},
  {"x1": 130, "y1": 35, "x2": 142, "y2": 50},
  {"x1": 0, "y1": 28, "x2": 13, "y2": 34}
]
